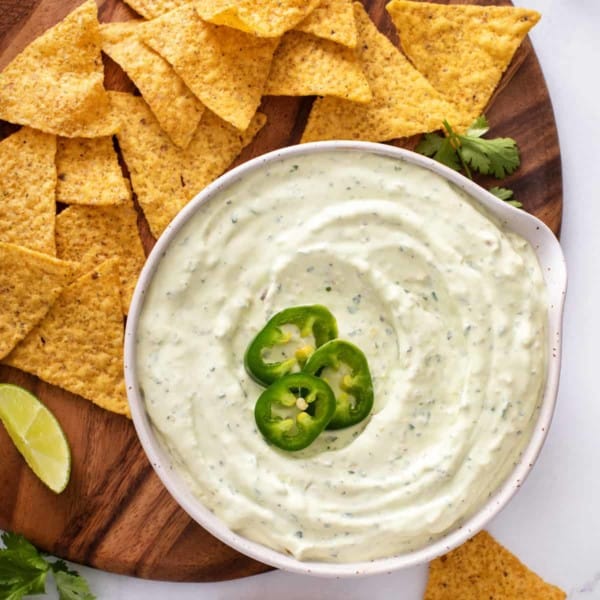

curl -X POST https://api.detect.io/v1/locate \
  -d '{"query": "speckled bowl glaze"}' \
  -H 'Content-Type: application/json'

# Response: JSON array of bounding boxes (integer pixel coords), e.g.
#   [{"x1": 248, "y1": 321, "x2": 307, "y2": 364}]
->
[{"x1": 124, "y1": 142, "x2": 567, "y2": 577}]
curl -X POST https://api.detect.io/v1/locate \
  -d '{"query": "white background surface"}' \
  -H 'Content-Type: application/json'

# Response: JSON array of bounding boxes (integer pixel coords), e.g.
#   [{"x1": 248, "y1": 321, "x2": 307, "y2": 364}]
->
[{"x1": 16, "y1": 0, "x2": 600, "y2": 597}]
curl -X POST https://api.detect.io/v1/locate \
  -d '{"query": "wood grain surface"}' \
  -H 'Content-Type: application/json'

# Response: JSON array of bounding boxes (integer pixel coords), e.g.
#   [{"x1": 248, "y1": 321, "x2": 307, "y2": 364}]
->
[{"x1": 0, "y1": 0, "x2": 562, "y2": 582}]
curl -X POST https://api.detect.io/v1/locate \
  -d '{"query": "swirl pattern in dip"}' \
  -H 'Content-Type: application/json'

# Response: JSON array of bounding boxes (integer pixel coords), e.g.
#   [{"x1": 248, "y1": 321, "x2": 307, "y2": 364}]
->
[{"x1": 136, "y1": 149, "x2": 547, "y2": 562}]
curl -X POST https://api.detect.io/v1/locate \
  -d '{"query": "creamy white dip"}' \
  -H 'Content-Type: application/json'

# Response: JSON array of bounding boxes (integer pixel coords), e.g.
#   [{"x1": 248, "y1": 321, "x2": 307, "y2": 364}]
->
[{"x1": 136, "y1": 150, "x2": 548, "y2": 562}]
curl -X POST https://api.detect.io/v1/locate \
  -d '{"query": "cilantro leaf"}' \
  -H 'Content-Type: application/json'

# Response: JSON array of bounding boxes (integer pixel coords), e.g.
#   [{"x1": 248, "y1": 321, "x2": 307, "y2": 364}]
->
[
  {"x1": 0, "y1": 534, "x2": 95, "y2": 600},
  {"x1": 489, "y1": 186, "x2": 514, "y2": 201},
  {"x1": 54, "y1": 570, "x2": 96, "y2": 600},
  {"x1": 0, "y1": 533, "x2": 49, "y2": 599},
  {"x1": 465, "y1": 115, "x2": 490, "y2": 138},
  {"x1": 1, "y1": 533, "x2": 48, "y2": 572},
  {"x1": 0, "y1": 562, "x2": 47, "y2": 590},
  {"x1": 416, "y1": 132, "x2": 461, "y2": 171},
  {"x1": 0, "y1": 578, "x2": 47, "y2": 600},
  {"x1": 458, "y1": 137, "x2": 493, "y2": 174},
  {"x1": 415, "y1": 132, "x2": 443, "y2": 156},
  {"x1": 458, "y1": 135, "x2": 520, "y2": 178},
  {"x1": 489, "y1": 186, "x2": 523, "y2": 208},
  {"x1": 434, "y1": 138, "x2": 462, "y2": 172}
]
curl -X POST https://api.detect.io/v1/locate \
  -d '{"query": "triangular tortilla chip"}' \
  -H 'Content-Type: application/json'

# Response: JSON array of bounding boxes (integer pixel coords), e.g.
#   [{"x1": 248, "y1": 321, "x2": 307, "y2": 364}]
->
[
  {"x1": 3, "y1": 258, "x2": 129, "y2": 417},
  {"x1": 424, "y1": 531, "x2": 566, "y2": 600},
  {"x1": 56, "y1": 136, "x2": 131, "y2": 206},
  {"x1": 387, "y1": 0, "x2": 540, "y2": 130},
  {"x1": 295, "y1": 0, "x2": 357, "y2": 48},
  {"x1": 0, "y1": 127, "x2": 57, "y2": 256},
  {"x1": 0, "y1": 0, "x2": 120, "y2": 137},
  {"x1": 111, "y1": 92, "x2": 266, "y2": 238},
  {"x1": 101, "y1": 21, "x2": 204, "y2": 148},
  {"x1": 301, "y1": 3, "x2": 460, "y2": 142},
  {"x1": 195, "y1": 0, "x2": 321, "y2": 37},
  {"x1": 142, "y1": 5, "x2": 278, "y2": 131},
  {"x1": 0, "y1": 243, "x2": 78, "y2": 360},
  {"x1": 55, "y1": 202, "x2": 146, "y2": 315},
  {"x1": 264, "y1": 31, "x2": 371, "y2": 103},
  {"x1": 121, "y1": 0, "x2": 189, "y2": 19}
]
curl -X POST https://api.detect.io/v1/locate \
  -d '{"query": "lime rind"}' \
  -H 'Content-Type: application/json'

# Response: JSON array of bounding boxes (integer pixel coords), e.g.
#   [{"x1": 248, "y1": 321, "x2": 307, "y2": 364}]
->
[{"x1": 0, "y1": 384, "x2": 71, "y2": 493}]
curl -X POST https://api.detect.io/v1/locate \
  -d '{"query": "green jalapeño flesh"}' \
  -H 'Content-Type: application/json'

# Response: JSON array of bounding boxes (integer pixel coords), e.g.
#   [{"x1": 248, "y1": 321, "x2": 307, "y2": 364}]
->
[
  {"x1": 244, "y1": 305, "x2": 338, "y2": 386},
  {"x1": 303, "y1": 340, "x2": 374, "y2": 430},
  {"x1": 254, "y1": 373, "x2": 336, "y2": 451}
]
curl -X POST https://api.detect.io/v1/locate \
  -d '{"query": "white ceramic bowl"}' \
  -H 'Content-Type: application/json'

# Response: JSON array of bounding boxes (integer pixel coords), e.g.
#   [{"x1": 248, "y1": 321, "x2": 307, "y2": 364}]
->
[{"x1": 124, "y1": 141, "x2": 567, "y2": 577}]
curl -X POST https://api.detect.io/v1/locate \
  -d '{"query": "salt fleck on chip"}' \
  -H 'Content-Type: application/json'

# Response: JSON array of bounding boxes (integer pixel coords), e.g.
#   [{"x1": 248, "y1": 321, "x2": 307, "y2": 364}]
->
[
  {"x1": 55, "y1": 202, "x2": 146, "y2": 315},
  {"x1": 295, "y1": 0, "x2": 357, "y2": 48},
  {"x1": 0, "y1": 0, "x2": 119, "y2": 137},
  {"x1": 0, "y1": 127, "x2": 57, "y2": 256},
  {"x1": 111, "y1": 92, "x2": 266, "y2": 238},
  {"x1": 56, "y1": 136, "x2": 131, "y2": 206},
  {"x1": 424, "y1": 531, "x2": 566, "y2": 600},
  {"x1": 142, "y1": 5, "x2": 278, "y2": 131},
  {"x1": 195, "y1": 0, "x2": 321, "y2": 38},
  {"x1": 265, "y1": 31, "x2": 371, "y2": 103},
  {"x1": 301, "y1": 3, "x2": 459, "y2": 143},
  {"x1": 386, "y1": 0, "x2": 540, "y2": 130},
  {"x1": 0, "y1": 243, "x2": 78, "y2": 360},
  {"x1": 3, "y1": 258, "x2": 130, "y2": 417},
  {"x1": 101, "y1": 21, "x2": 204, "y2": 149}
]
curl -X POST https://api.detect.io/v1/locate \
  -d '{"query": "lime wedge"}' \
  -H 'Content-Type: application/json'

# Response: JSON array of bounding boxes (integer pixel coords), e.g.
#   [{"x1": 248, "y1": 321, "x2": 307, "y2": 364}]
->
[{"x1": 0, "y1": 384, "x2": 71, "y2": 493}]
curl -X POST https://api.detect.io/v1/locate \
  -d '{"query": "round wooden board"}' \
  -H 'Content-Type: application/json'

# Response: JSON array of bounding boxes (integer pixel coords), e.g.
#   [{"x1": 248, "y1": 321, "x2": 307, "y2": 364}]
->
[{"x1": 0, "y1": 0, "x2": 562, "y2": 583}]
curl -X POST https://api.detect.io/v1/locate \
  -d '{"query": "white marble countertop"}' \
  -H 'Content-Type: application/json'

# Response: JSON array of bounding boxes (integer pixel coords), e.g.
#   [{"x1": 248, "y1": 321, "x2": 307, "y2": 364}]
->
[{"x1": 20, "y1": 0, "x2": 600, "y2": 597}]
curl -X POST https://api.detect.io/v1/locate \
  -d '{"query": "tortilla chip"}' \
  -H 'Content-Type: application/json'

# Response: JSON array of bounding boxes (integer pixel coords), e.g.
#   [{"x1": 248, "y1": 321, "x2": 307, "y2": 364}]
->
[
  {"x1": 264, "y1": 31, "x2": 371, "y2": 103},
  {"x1": 142, "y1": 5, "x2": 278, "y2": 131},
  {"x1": 3, "y1": 258, "x2": 129, "y2": 417},
  {"x1": 101, "y1": 21, "x2": 204, "y2": 148},
  {"x1": 0, "y1": 0, "x2": 119, "y2": 137},
  {"x1": 111, "y1": 92, "x2": 266, "y2": 238},
  {"x1": 195, "y1": 0, "x2": 321, "y2": 37},
  {"x1": 0, "y1": 243, "x2": 78, "y2": 360},
  {"x1": 387, "y1": 0, "x2": 540, "y2": 130},
  {"x1": 55, "y1": 202, "x2": 146, "y2": 315},
  {"x1": 121, "y1": 0, "x2": 189, "y2": 19},
  {"x1": 295, "y1": 0, "x2": 357, "y2": 48},
  {"x1": 425, "y1": 531, "x2": 566, "y2": 600},
  {"x1": 55, "y1": 136, "x2": 131, "y2": 206},
  {"x1": 0, "y1": 127, "x2": 57, "y2": 255},
  {"x1": 301, "y1": 3, "x2": 459, "y2": 142}
]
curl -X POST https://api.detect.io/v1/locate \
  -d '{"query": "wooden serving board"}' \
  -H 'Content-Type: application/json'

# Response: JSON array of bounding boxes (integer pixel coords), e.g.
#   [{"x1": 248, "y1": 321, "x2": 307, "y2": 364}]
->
[{"x1": 0, "y1": 0, "x2": 562, "y2": 582}]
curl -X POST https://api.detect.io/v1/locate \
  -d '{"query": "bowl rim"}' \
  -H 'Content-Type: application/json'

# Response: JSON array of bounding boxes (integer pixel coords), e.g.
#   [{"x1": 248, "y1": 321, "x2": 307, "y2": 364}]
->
[{"x1": 124, "y1": 141, "x2": 567, "y2": 578}]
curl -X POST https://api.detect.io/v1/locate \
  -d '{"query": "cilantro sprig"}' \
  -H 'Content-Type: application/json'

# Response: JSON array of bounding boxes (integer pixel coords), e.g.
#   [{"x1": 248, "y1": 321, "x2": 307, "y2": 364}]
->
[
  {"x1": 0, "y1": 532, "x2": 95, "y2": 600},
  {"x1": 417, "y1": 116, "x2": 522, "y2": 206}
]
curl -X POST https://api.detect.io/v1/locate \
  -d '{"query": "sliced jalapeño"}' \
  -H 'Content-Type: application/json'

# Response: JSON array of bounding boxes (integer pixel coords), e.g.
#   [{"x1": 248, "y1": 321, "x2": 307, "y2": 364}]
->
[
  {"x1": 303, "y1": 339, "x2": 373, "y2": 430},
  {"x1": 245, "y1": 305, "x2": 338, "y2": 386},
  {"x1": 254, "y1": 373, "x2": 336, "y2": 451}
]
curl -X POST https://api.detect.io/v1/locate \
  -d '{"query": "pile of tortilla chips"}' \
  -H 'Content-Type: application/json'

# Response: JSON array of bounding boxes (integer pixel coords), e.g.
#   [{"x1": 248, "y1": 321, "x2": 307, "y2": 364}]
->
[{"x1": 0, "y1": 0, "x2": 539, "y2": 418}]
